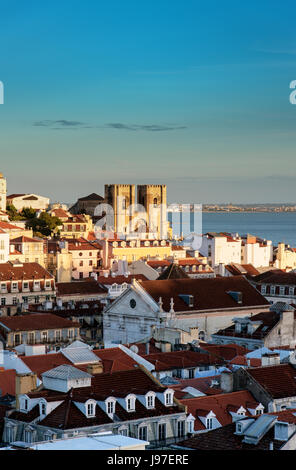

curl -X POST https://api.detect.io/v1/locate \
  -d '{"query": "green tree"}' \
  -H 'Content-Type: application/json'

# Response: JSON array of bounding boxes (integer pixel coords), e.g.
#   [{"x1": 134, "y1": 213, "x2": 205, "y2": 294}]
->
[
  {"x1": 6, "y1": 204, "x2": 24, "y2": 221},
  {"x1": 20, "y1": 207, "x2": 37, "y2": 219},
  {"x1": 26, "y1": 212, "x2": 62, "y2": 237}
]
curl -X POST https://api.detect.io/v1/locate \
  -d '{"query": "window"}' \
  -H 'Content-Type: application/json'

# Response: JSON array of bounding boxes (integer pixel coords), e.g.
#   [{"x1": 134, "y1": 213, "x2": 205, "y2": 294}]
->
[
  {"x1": 89, "y1": 260, "x2": 93, "y2": 266},
  {"x1": 23, "y1": 282, "x2": 29, "y2": 290},
  {"x1": 89, "y1": 252, "x2": 92, "y2": 257},
  {"x1": 146, "y1": 393, "x2": 155, "y2": 409},
  {"x1": 289, "y1": 287, "x2": 294, "y2": 296},
  {"x1": 107, "y1": 400, "x2": 115, "y2": 415},
  {"x1": 270, "y1": 285, "x2": 276, "y2": 295},
  {"x1": 22, "y1": 398, "x2": 28, "y2": 411},
  {"x1": 56, "y1": 330, "x2": 61, "y2": 341},
  {"x1": 1, "y1": 298, "x2": 6, "y2": 306},
  {"x1": 0, "y1": 283, "x2": 6, "y2": 292},
  {"x1": 126, "y1": 396, "x2": 136, "y2": 412},
  {"x1": 40, "y1": 402, "x2": 46, "y2": 415},
  {"x1": 177, "y1": 420, "x2": 185, "y2": 438},
  {"x1": 11, "y1": 282, "x2": 18, "y2": 291},
  {"x1": 119, "y1": 427, "x2": 128, "y2": 436},
  {"x1": 280, "y1": 286, "x2": 285, "y2": 296},
  {"x1": 188, "y1": 368, "x2": 195, "y2": 379},
  {"x1": 42, "y1": 331, "x2": 48, "y2": 342},
  {"x1": 139, "y1": 426, "x2": 148, "y2": 441},
  {"x1": 14, "y1": 334, "x2": 21, "y2": 345},
  {"x1": 87, "y1": 402, "x2": 95, "y2": 417},
  {"x1": 28, "y1": 332, "x2": 34, "y2": 344},
  {"x1": 79, "y1": 261, "x2": 83, "y2": 267},
  {"x1": 12, "y1": 297, "x2": 17, "y2": 305},
  {"x1": 261, "y1": 285, "x2": 266, "y2": 294},
  {"x1": 164, "y1": 391, "x2": 173, "y2": 406},
  {"x1": 24, "y1": 429, "x2": 32, "y2": 443},
  {"x1": 188, "y1": 420, "x2": 194, "y2": 433},
  {"x1": 206, "y1": 418, "x2": 213, "y2": 429},
  {"x1": 256, "y1": 408, "x2": 263, "y2": 415},
  {"x1": 158, "y1": 423, "x2": 166, "y2": 441}
]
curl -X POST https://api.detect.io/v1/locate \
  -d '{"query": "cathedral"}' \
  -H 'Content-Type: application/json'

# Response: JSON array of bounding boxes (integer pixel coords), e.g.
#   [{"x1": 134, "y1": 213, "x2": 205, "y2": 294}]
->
[{"x1": 104, "y1": 184, "x2": 168, "y2": 239}]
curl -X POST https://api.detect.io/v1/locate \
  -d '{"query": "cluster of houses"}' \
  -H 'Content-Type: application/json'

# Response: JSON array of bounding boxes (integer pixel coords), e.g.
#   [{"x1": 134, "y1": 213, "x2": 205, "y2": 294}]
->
[{"x1": 1, "y1": 173, "x2": 296, "y2": 450}]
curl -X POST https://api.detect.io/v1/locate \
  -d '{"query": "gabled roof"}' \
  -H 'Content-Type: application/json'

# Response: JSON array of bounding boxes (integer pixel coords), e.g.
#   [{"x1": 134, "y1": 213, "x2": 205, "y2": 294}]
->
[
  {"x1": 139, "y1": 276, "x2": 269, "y2": 312},
  {"x1": 157, "y1": 263, "x2": 189, "y2": 280},
  {"x1": 0, "y1": 314, "x2": 79, "y2": 332},
  {"x1": 42, "y1": 365, "x2": 92, "y2": 380},
  {"x1": 176, "y1": 421, "x2": 282, "y2": 450},
  {"x1": 180, "y1": 390, "x2": 260, "y2": 431},
  {"x1": 252, "y1": 269, "x2": 296, "y2": 285},
  {"x1": 246, "y1": 363, "x2": 296, "y2": 399},
  {"x1": 142, "y1": 350, "x2": 224, "y2": 372},
  {"x1": 56, "y1": 280, "x2": 107, "y2": 296},
  {"x1": 78, "y1": 193, "x2": 104, "y2": 202},
  {"x1": 0, "y1": 368, "x2": 16, "y2": 396},
  {"x1": 0, "y1": 262, "x2": 53, "y2": 282},
  {"x1": 214, "y1": 310, "x2": 281, "y2": 340}
]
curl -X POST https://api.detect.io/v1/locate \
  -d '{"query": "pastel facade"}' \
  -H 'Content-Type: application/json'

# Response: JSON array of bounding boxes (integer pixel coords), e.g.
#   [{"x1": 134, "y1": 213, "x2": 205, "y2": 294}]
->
[
  {"x1": 275, "y1": 243, "x2": 296, "y2": 270},
  {"x1": 9, "y1": 236, "x2": 46, "y2": 267},
  {"x1": 7, "y1": 194, "x2": 50, "y2": 211},
  {"x1": 200, "y1": 233, "x2": 242, "y2": 268},
  {"x1": 0, "y1": 229, "x2": 9, "y2": 263}
]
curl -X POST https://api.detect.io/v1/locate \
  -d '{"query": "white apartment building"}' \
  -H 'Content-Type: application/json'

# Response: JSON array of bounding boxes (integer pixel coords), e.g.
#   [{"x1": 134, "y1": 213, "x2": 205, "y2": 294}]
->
[
  {"x1": 241, "y1": 235, "x2": 273, "y2": 268},
  {"x1": 200, "y1": 233, "x2": 242, "y2": 268}
]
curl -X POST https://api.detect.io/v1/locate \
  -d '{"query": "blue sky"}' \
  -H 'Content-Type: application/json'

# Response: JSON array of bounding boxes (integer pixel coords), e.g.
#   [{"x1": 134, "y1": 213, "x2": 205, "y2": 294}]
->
[{"x1": 0, "y1": 0, "x2": 296, "y2": 204}]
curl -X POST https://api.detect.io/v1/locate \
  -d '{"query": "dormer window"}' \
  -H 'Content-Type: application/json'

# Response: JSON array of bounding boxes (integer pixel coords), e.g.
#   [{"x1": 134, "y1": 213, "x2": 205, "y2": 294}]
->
[
  {"x1": 146, "y1": 392, "x2": 156, "y2": 409},
  {"x1": 206, "y1": 417, "x2": 213, "y2": 429},
  {"x1": 105, "y1": 398, "x2": 116, "y2": 415},
  {"x1": 21, "y1": 397, "x2": 29, "y2": 411},
  {"x1": 164, "y1": 390, "x2": 174, "y2": 406},
  {"x1": 39, "y1": 401, "x2": 47, "y2": 416},
  {"x1": 86, "y1": 400, "x2": 96, "y2": 417},
  {"x1": 126, "y1": 394, "x2": 136, "y2": 412}
]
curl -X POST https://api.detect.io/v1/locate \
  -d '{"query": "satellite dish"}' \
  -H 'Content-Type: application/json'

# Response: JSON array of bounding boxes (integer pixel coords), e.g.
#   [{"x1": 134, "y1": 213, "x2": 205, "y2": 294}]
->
[{"x1": 130, "y1": 345, "x2": 139, "y2": 354}]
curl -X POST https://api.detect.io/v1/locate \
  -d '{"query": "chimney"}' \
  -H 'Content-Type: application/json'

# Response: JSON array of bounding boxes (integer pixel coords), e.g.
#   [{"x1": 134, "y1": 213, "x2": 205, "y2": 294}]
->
[
  {"x1": 86, "y1": 362, "x2": 103, "y2": 375},
  {"x1": 145, "y1": 342, "x2": 150, "y2": 355},
  {"x1": 262, "y1": 353, "x2": 280, "y2": 367},
  {"x1": 15, "y1": 373, "x2": 37, "y2": 410},
  {"x1": 269, "y1": 442, "x2": 274, "y2": 451},
  {"x1": 220, "y1": 370, "x2": 234, "y2": 393}
]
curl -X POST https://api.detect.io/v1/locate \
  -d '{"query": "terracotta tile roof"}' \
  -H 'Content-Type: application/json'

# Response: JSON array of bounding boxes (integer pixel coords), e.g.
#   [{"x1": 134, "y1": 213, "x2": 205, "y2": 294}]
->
[
  {"x1": 124, "y1": 339, "x2": 161, "y2": 355},
  {"x1": 0, "y1": 262, "x2": 53, "y2": 282},
  {"x1": 56, "y1": 280, "x2": 107, "y2": 297},
  {"x1": 0, "y1": 368, "x2": 16, "y2": 395},
  {"x1": 180, "y1": 390, "x2": 259, "y2": 431},
  {"x1": 21, "y1": 347, "x2": 139, "y2": 378},
  {"x1": 252, "y1": 269, "x2": 296, "y2": 285},
  {"x1": 200, "y1": 343, "x2": 250, "y2": 361},
  {"x1": 140, "y1": 276, "x2": 269, "y2": 312},
  {"x1": 17, "y1": 369, "x2": 182, "y2": 430},
  {"x1": 147, "y1": 260, "x2": 171, "y2": 268},
  {"x1": 97, "y1": 274, "x2": 148, "y2": 285},
  {"x1": 177, "y1": 421, "x2": 282, "y2": 450},
  {"x1": 214, "y1": 310, "x2": 280, "y2": 340},
  {"x1": 0, "y1": 221, "x2": 26, "y2": 231},
  {"x1": 229, "y1": 355, "x2": 261, "y2": 367},
  {"x1": 142, "y1": 350, "x2": 224, "y2": 372},
  {"x1": 0, "y1": 313, "x2": 79, "y2": 332},
  {"x1": 225, "y1": 264, "x2": 260, "y2": 277},
  {"x1": 246, "y1": 364, "x2": 296, "y2": 399},
  {"x1": 169, "y1": 376, "x2": 223, "y2": 396},
  {"x1": 10, "y1": 236, "x2": 42, "y2": 244}
]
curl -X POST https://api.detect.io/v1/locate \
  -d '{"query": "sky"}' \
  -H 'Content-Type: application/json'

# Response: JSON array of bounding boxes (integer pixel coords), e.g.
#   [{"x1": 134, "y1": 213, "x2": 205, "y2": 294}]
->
[{"x1": 0, "y1": 0, "x2": 296, "y2": 204}]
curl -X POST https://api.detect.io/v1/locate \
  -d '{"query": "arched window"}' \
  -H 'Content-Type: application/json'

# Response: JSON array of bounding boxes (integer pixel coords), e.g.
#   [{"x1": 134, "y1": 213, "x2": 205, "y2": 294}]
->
[
  {"x1": 145, "y1": 392, "x2": 156, "y2": 409},
  {"x1": 153, "y1": 198, "x2": 158, "y2": 207}
]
